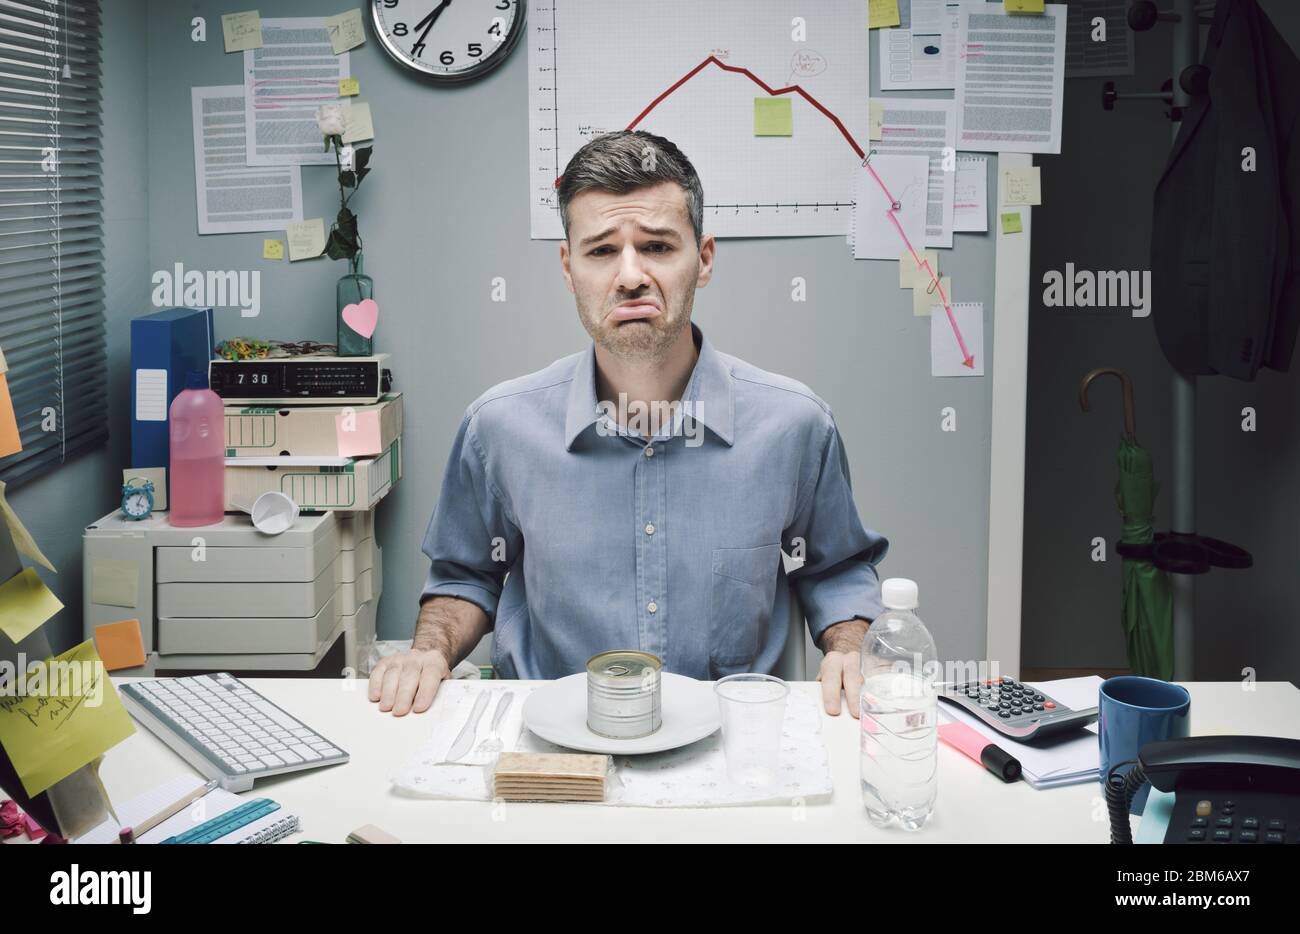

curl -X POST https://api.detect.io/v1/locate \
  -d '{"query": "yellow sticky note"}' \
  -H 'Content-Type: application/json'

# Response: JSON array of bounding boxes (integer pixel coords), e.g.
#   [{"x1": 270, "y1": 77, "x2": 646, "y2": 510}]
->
[
  {"x1": 0, "y1": 480, "x2": 54, "y2": 572},
  {"x1": 0, "y1": 640, "x2": 136, "y2": 796},
  {"x1": 90, "y1": 559, "x2": 139, "y2": 608},
  {"x1": 339, "y1": 77, "x2": 360, "y2": 97},
  {"x1": 342, "y1": 102, "x2": 374, "y2": 143},
  {"x1": 325, "y1": 9, "x2": 367, "y2": 54},
  {"x1": 94, "y1": 619, "x2": 148, "y2": 672},
  {"x1": 263, "y1": 239, "x2": 284, "y2": 260},
  {"x1": 899, "y1": 250, "x2": 939, "y2": 289},
  {"x1": 1004, "y1": 0, "x2": 1045, "y2": 13},
  {"x1": 914, "y1": 276, "x2": 952, "y2": 317},
  {"x1": 221, "y1": 10, "x2": 263, "y2": 53},
  {"x1": 286, "y1": 219, "x2": 327, "y2": 261},
  {"x1": 0, "y1": 371, "x2": 19, "y2": 459},
  {"x1": 753, "y1": 98, "x2": 793, "y2": 136},
  {"x1": 869, "y1": 0, "x2": 902, "y2": 28},
  {"x1": 869, "y1": 100, "x2": 885, "y2": 141},
  {"x1": 1001, "y1": 167, "x2": 1041, "y2": 206},
  {"x1": 0, "y1": 567, "x2": 63, "y2": 643},
  {"x1": 1001, "y1": 211, "x2": 1024, "y2": 234}
]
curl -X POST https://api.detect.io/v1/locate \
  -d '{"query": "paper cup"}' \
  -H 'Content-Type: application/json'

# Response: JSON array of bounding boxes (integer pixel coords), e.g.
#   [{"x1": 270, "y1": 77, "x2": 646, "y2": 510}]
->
[{"x1": 251, "y1": 491, "x2": 299, "y2": 535}]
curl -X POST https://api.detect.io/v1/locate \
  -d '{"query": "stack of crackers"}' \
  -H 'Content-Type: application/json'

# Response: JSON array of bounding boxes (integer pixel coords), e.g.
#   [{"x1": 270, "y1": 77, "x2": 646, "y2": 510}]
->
[{"x1": 491, "y1": 751, "x2": 610, "y2": 802}]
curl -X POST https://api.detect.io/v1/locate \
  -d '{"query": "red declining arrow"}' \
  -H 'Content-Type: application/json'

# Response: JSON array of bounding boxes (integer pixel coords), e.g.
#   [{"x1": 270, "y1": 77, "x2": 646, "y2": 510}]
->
[
  {"x1": 551, "y1": 55, "x2": 974, "y2": 368},
  {"x1": 862, "y1": 162, "x2": 974, "y2": 368}
]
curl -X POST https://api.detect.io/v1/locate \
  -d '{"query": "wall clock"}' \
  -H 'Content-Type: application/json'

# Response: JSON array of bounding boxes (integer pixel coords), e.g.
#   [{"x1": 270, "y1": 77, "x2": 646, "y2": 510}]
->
[{"x1": 371, "y1": 0, "x2": 526, "y2": 82}]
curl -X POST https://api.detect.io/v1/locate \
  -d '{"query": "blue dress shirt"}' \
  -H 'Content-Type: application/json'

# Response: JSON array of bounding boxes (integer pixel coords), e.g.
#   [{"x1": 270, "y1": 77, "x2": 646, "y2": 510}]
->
[{"x1": 421, "y1": 323, "x2": 888, "y2": 680}]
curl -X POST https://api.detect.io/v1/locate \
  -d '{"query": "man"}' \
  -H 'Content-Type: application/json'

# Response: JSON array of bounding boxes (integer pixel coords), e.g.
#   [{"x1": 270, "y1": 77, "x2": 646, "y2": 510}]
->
[{"x1": 370, "y1": 130, "x2": 887, "y2": 718}]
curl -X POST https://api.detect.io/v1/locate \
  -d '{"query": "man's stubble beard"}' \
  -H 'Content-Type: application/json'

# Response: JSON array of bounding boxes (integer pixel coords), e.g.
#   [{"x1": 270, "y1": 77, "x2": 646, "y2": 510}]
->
[{"x1": 581, "y1": 290, "x2": 694, "y2": 364}]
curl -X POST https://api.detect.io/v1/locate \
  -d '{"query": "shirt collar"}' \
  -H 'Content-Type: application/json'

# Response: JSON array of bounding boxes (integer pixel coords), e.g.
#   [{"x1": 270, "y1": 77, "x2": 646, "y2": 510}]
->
[{"x1": 564, "y1": 322, "x2": 735, "y2": 450}]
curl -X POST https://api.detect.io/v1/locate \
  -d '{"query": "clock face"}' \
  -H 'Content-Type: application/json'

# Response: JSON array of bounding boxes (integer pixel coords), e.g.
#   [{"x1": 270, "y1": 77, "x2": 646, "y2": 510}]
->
[
  {"x1": 124, "y1": 492, "x2": 151, "y2": 518},
  {"x1": 371, "y1": 0, "x2": 526, "y2": 82}
]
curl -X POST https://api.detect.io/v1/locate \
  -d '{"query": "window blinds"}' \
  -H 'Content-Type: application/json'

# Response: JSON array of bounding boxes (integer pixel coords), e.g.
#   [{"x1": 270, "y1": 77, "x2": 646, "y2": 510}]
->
[{"x1": 0, "y1": 0, "x2": 105, "y2": 488}]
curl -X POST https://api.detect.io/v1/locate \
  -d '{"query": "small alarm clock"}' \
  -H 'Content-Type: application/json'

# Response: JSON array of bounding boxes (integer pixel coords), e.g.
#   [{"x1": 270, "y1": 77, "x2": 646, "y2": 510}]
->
[{"x1": 121, "y1": 477, "x2": 155, "y2": 521}]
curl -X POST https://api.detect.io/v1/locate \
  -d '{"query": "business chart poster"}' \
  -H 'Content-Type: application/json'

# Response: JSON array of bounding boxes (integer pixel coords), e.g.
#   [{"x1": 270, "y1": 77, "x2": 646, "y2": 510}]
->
[{"x1": 527, "y1": 0, "x2": 869, "y2": 239}]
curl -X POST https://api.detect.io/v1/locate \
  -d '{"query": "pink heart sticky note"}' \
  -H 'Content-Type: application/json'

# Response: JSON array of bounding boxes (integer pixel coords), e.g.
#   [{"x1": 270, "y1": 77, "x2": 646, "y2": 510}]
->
[{"x1": 341, "y1": 298, "x2": 379, "y2": 339}]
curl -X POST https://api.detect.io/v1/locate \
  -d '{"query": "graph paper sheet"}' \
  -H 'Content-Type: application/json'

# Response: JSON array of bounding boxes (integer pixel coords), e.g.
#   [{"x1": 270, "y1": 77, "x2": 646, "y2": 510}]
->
[{"x1": 528, "y1": 0, "x2": 870, "y2": 239}]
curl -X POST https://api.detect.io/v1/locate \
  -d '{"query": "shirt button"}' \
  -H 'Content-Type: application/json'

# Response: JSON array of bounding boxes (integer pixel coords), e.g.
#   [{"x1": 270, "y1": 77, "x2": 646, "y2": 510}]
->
[
  {"x1": 644, "y1": 445, "x2": 655, "y2": 457},
  {"x1": 644, "y1": 523, "x2": 655, "y2": 535},
  {"x1": 646, "y1": 601, "x2": 658, "y2": 614}
]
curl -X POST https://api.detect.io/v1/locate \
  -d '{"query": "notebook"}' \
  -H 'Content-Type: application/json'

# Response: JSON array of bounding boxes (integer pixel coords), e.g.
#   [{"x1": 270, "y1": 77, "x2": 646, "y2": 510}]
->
[{"x1": 76, "y1": 774, "x2": 300, "y2": 844}]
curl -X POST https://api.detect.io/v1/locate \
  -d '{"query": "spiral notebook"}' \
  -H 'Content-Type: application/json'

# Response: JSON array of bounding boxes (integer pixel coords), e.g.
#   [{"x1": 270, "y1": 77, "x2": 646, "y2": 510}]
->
[{"x1": 76, "y1": 774, "x2": 300, "y2": 844}]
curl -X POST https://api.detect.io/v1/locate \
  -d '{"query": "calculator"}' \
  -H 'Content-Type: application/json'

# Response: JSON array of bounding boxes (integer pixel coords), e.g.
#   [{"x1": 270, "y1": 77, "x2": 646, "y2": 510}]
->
[{"x1": 937, "y1": 676, "x2": 1098, "y2": 742}]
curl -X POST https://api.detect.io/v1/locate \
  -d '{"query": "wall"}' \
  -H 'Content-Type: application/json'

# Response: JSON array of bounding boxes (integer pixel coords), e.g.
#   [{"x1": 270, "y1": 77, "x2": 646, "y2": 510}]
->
[
  {"x1": 141, "y1": 1, "x2": 1000, "y2": 674},
  {"x1": 9, "y1": 0, "x2": 151, "y2": 652},
  {"x1": 1022, "y1": 1, "x2": 1300, "y2": 684}
]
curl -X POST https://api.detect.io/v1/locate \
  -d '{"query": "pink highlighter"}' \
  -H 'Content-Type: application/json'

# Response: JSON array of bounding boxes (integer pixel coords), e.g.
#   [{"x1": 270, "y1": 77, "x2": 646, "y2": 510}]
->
[{"x1": 938, "y1": 720, "x2": 1023, "y2": 783}]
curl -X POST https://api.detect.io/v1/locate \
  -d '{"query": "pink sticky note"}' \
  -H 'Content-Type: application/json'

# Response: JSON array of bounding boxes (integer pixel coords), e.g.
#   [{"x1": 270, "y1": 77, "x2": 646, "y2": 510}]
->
[{"x1": 336, "y1": 409, "x2": 382, "y2": 457}]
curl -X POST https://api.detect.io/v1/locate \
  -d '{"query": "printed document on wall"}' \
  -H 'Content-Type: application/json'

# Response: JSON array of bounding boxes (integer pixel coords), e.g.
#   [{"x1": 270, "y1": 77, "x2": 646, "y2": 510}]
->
[
  {"x1": 192, "y1": 86, "x2": 303, "y2": 234},
  {"x1": 868, "y1": 97, "x2": 955, "y2": 248},
  {"x1": 1065, "y1": 0, "x2": 1134, "y2": 78},
  {"x1": 879, "y1": 0, "x2": 960, "y2": 91},
  {"x1": 954, "y1": 4, "x2": 1066, "y2": 154},
  {"x1": 952, "y1": 155, "x2": 988, "y2": 232},
  {"x1": 851, "y1": 154, "x2": 929, "y2": 261},
  {"x1": 243, "y1": 17, "x2": 351, "y2": 166}
]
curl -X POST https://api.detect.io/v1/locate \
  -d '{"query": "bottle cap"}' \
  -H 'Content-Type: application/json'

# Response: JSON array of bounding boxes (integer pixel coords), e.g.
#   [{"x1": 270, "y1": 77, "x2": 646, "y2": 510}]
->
[
  {"x1": 881, "y1": 578, "x2": 919, "y2": 610},
  {"x1": 185, "y1": 369, "x2": 208, "y2": 389}
]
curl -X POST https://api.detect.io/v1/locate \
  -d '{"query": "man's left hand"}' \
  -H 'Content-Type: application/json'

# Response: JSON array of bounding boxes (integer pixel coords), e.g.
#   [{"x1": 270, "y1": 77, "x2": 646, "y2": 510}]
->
[{"x1": 816, "y1": 618, "x2": 869, "y2": 716}]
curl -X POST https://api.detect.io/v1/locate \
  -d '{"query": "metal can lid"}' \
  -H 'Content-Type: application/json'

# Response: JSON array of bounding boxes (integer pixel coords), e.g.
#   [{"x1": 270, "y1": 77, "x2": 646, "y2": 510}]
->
[{"x1": 587, "y1": 650, "x2": 661, "y2": 680}]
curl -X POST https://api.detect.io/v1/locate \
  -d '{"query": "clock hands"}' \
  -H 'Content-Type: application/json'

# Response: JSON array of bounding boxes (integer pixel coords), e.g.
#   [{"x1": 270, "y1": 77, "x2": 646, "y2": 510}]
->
[{"x1": 411, "y1": 0, "x2": 453, "y2": 59}]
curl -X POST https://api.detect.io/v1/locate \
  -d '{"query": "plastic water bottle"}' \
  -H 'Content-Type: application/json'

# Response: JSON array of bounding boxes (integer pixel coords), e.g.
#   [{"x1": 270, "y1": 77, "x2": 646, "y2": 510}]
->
[
  {"x1": 860, "y1": 578, "x2": 939, "y2": 831},
  {"x1": 168, "y1": 370, "x2": 225, "y2": 527}
]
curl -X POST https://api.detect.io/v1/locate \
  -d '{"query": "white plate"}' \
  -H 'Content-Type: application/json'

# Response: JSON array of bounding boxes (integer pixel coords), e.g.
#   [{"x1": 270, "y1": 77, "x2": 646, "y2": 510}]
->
[{"x1": 522, "y1": 672, "x2": 720, "y2": 754}]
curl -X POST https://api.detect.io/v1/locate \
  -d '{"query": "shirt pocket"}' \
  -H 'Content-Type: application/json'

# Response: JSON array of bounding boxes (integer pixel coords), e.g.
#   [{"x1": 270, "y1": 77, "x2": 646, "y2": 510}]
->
[{"x1": 709, "y1": 543, "x2": 782, "y2": 676}]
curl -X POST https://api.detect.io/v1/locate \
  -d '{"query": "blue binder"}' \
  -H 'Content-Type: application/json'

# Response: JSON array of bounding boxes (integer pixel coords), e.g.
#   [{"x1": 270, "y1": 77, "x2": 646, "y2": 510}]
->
[{"x1": 130, "y1": 307, "x2": 214, "y2": 499}]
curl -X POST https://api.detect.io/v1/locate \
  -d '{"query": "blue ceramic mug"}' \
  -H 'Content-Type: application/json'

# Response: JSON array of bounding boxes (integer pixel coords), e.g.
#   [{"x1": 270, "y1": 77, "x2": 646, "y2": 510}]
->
[{"x1": 1098, "y1": 676, "x2": 1191, "y2": 813}]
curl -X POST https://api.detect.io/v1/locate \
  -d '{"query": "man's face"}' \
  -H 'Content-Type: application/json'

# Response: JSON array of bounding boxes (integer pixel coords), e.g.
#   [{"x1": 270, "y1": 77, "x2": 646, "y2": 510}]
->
[{"x1": 560, "y1": 181, "x2": 714, "y2": 361}]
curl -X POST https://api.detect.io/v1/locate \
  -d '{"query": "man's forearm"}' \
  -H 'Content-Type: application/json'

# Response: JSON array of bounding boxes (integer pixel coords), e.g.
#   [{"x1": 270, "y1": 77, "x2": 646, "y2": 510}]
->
[{"x1": 412, "y1": 595, "x2": 491, "y2": 667}]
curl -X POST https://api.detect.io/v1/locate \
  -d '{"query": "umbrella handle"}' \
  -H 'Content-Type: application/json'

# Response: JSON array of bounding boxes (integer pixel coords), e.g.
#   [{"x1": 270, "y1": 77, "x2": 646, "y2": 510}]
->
[{"x1": 1079, "y1": 367, "x2": 1137, "y2": 443}]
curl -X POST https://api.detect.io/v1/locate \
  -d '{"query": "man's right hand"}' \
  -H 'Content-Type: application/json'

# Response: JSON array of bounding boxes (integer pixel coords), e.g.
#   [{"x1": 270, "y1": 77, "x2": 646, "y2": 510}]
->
[{"x1": 368, "y1": 648, "x2": 451, "y2": 716}]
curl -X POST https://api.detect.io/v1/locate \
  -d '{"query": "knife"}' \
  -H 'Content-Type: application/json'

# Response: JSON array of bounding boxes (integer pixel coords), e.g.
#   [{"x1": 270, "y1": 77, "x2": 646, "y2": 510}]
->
[{"x1": 444, "y1": 691, "x2": 492, "y2": 763}]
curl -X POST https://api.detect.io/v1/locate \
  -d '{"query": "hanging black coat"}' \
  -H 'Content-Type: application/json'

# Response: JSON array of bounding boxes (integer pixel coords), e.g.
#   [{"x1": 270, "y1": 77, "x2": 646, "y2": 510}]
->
[{"x1": 1151, "y1": 0, "x2": 1300, "y2": 381}]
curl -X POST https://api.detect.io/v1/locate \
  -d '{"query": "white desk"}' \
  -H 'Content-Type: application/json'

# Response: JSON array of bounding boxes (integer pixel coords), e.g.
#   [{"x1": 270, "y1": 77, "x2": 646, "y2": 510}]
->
[{"x1": 98, "y1": 679, "x2": 1300, "y2": 844}]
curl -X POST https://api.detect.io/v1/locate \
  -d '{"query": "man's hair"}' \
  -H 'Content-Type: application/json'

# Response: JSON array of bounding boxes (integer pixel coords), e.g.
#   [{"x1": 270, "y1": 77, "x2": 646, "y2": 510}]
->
[{"x1": 556, "y1": 130, "x2": 704, "y2": 245}]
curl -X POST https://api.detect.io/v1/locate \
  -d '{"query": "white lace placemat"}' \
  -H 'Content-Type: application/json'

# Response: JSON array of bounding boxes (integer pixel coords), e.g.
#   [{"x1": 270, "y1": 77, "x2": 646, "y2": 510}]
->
[{"x1": 389, "y1": 679, "x2": 834, "y2": 807}]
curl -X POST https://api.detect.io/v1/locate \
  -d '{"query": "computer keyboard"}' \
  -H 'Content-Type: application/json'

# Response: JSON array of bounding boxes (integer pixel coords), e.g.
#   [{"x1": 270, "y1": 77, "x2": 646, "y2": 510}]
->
[{"x1": 120, "y1": 673, "x2": 348, "y2": 792}]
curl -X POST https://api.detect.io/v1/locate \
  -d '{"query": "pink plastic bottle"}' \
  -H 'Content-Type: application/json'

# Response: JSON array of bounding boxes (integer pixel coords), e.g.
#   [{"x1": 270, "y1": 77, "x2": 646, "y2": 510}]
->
[{"x1": 168, "y1": 370, "x2": 225, "y2": 527}]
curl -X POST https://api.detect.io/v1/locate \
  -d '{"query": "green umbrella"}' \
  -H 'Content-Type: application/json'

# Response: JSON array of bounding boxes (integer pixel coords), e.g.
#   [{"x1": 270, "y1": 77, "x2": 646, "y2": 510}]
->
[
  {"x1": 1081, "y1": 369, "x2": 1173, "y2": 680},
  {"x1": 1113, "y1": 435, "x2": 1173, "y2": 680}
]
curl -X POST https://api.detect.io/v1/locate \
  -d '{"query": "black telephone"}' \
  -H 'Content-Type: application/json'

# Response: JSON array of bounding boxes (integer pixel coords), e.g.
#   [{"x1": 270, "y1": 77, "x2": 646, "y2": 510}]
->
[{"x1": 1106, "y1": 735, "x2": 1300, "y2": 843}]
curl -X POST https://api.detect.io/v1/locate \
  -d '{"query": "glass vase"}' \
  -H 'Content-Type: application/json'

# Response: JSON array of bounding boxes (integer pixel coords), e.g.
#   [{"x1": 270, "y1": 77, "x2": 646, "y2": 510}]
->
[{"x1": 337, "y1": 253, "x2": 375, "y2": 357}]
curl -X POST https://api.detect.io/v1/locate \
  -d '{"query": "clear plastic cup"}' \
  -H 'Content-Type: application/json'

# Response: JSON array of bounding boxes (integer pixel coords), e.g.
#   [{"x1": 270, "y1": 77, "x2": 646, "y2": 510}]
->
[{"x1": 714, "y1": 674, "x2": 790, "y2": 788}]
